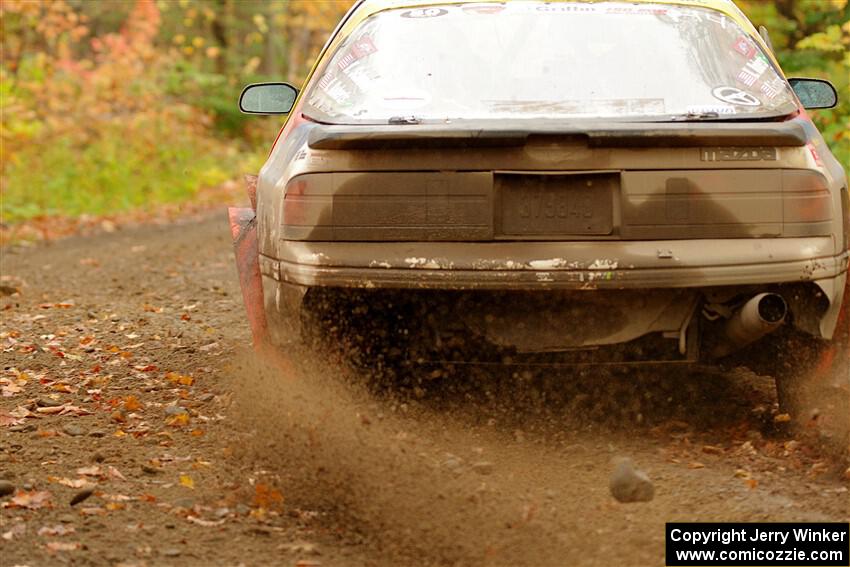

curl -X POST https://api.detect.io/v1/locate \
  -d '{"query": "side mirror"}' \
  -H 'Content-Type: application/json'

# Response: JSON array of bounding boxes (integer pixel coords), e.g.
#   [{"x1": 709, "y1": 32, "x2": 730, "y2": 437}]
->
[
  {"x1": 239, "y1": 82, "x2": 298, "y2": 115},
  {"x1": 788, "y1": 78, "x2": 838, "y2": 110}
]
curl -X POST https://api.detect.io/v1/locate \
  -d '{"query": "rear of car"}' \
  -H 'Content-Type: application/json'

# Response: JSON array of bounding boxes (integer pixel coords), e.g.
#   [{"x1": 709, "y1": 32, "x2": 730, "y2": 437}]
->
[{"x1": 233, "y1": 0, "x2": 848, "y2": 450}]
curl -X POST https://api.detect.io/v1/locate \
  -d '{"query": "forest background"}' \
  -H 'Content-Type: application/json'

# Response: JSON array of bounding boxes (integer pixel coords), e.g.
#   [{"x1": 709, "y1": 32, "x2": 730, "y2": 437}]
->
[{"x1": 1, "y1": 0, "x2": 848, "y2": 230}]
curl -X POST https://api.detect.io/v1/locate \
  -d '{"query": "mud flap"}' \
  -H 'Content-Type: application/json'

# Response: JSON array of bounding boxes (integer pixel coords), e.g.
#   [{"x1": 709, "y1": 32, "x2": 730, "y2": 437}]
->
[
  {"x1": 816, "y1": 280, "x2": 850, "y2": 381},
  {"x1": 228, "y1": 207, "x2": 269, "y2": 349}
]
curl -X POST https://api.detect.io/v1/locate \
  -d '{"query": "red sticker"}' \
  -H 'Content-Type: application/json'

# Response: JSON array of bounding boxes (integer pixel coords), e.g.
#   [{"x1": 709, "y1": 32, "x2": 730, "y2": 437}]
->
[
  {"x1": 461, "y1": 4, "x2": 506, "y2": 15},
  {"x1": 337, "y1": 36, "x2": 377, "y2": 72},
  {"x1": 733, "y1": 36, "x2": 755, "y2": 58}
]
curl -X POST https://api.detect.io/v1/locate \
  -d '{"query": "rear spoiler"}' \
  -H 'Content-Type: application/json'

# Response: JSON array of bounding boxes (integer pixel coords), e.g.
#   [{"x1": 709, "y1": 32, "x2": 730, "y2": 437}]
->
[{"x1": 307, "y1": 119, "x2": 808, "y2": 150}]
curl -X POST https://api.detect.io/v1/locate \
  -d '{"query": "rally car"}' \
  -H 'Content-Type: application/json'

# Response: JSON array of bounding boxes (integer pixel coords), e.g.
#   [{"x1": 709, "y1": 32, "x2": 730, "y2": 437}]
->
[{"x1": 230, "y1": 0, "x2": 848, "y2": 446}]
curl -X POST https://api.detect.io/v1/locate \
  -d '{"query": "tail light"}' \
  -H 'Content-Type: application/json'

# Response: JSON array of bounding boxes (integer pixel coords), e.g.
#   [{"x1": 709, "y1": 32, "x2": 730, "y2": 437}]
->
[{"x1": 781, "y1": 170, "x2": 832, "y2": 227}]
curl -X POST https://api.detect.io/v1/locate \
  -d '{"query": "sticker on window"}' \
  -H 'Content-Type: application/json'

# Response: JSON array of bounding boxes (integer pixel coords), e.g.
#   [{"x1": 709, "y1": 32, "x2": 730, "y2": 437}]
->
[
  {"x1": 686, "y1": 104, "x2": 737, "y2": 115},
  {"x1": 401, "y1": 8, "x2": 448, "y2": 18},
  {"x1": 733, "y1": 36, "x2": 756, "y2": 58},
  {"x1": 461, "y1": 4, "x2": 506, "y2": 15},
  {"x1": 736, "y1": 55, "x2": 769, "y2": 87},
  {"x1": 336, "y1": 36, "x2": 377, "y2": 73},
  {"x1": 759, "y1": 77, "x2": 784, "y2": 100},
  {"x1": 712, "y1": 86, "x2": 761, "y2": 107}
]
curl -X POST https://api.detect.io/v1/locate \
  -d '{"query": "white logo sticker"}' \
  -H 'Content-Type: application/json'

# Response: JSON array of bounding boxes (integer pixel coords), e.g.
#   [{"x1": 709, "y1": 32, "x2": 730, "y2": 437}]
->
[
  {"x1": 711, "y1": 86, "x2": 761, "y2": 107},
  {"x1": 401, "y1": 8, "x2": 448, "y2": 18}
]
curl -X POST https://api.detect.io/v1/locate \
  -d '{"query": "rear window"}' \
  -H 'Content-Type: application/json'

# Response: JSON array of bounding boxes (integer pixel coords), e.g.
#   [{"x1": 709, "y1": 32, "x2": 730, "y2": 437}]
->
[{"x1": 304, "y1": 2, "x2": 796, "y2": 124}]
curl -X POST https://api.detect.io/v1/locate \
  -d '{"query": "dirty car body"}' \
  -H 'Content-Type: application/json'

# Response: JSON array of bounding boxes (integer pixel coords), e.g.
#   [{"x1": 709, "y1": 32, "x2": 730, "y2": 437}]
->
[{"x1": 233, "y1": 0, "x2": 849, "y2": 376}]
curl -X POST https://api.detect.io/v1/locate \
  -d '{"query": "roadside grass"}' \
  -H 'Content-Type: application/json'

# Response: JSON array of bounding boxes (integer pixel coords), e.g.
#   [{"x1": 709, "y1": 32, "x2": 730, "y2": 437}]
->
[{"x1": 1, "y1": 117, "x2": 263, "y2": 224}]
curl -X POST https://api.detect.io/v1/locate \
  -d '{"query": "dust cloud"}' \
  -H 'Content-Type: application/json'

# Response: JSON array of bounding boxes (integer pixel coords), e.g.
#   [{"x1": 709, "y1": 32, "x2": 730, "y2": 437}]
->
[{"x1": 229, "y1": 346, "x2": 800, "y2": 566}]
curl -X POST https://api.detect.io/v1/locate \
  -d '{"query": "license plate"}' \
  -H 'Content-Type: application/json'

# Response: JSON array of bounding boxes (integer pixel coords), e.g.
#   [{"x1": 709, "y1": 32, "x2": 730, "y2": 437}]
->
[{"x1": 498, "y1": 173, "x2": 615, "y2": 236}]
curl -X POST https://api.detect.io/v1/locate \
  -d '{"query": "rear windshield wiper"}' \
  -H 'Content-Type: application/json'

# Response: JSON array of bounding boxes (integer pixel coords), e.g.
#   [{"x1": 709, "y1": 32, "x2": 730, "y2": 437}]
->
[
  {"x1": 668, "y1": 111, "x2": 722, "y2": 121},
  {"x1": 388, "y1": 115, "x2": 422, "y2": 125}
]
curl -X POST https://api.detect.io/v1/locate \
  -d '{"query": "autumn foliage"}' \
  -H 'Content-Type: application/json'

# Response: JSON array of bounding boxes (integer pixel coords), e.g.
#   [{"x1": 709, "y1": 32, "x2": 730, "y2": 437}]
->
[
  {"x1": 0, "y1": 0, "x2": 350, "y2": 226},
  {"x1": 0, "y1": 0, "x2": 846, "y2": 228}
]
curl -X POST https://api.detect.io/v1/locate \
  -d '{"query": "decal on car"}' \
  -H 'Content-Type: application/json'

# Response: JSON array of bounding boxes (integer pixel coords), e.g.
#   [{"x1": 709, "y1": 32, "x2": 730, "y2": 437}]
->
[
  {"x1": 733, "y1": 35, "x2": 757, "y2": 58},
  {"x1": 336, "y1": 35, "x2": 377, "y2": 72},
  {"x1": 736, "y1": 55, "x2": 769, "y2": 87},
  {"x1": 759, "y1": 77, "x2": 784, "y2": 100},
  {"x1": 685, "y1": 104, "x2": 737, "y2": 115},
  {"x1": 400, "y1": 8, "x2": 448, "y2": 18},
  {"x1": 460, "y1": 4, "x2": 506, "y2": 15},
  {"x1": 711, "y1": 86, "x2": 761, "y2": 106},
  {"x1": 700, "y1": 147, "x2": 778, "y2": 162}
]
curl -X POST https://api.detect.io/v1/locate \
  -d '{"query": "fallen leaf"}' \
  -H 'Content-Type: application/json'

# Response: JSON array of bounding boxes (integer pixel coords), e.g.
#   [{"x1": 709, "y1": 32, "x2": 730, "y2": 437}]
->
[
  {"x1": 167, "y1": 413, "x2": 190, "y2": 427},
  {"x1": 252, "y1": 483, "x2": 284, "y2": 509},
  {"x1": 36, "y1": 405, "x2": 66, "y2": 415},
  {"x1": 0, "y1": 413, "x2": 23, "y2": 427},
  {"x1": 774, "y1": 413, "x2": 791, "y2": 423},
  {"x1": 38, "y1": 525, "x2": 76, "y2": 537},
  {"x1": 190, "y1": 429, "x2": 204, "y2": 437},
  {"x1": 2, "y1": 383, "x2": 23, "y2": 396},
  {"x1": 123, "y1": 395, "x2": 142, "y2": 410},
  {"x1": 187, "y1": 516, "x2": 225, "y2": 527},
  {"x1": 9, "y1": 405, "x2": 34, "y2": 418},
  {"x1": 59, "y1": 405, "x2": 91, "y2": 416},
  {"x1": 746, "y1": 478, "x2": 759, "y2": 490},
  {"x1": 100, "y1": 493, "x2": 133, "y2": 502},
  {"x1": 687, "y1": 462, "x2": 705, "y2": 469},
  {"x1": 107, "y1": 466, "x2": 126, "y2": 481},
  {"x1": 166, "y1": 372, "x2": 194, "y2": 386},
  {"x1": 4, "y1": 490, "x2": 52, "y2": 510},
  {"x1": 79, "y1": 507, "x2": 106, "y2": 516},
  {"x1": 47, "y1": 477, "x2": 94, "y2": 489},
  {"x1": 46, "y1": 541, "x2": 81, "y2": 552},
  {"x1": 105, "y1": 502, "x2": 125, "y2": 511},
  {"x1": 2, "y1": 524, "x2": 26, "y2": 540},
  {"x1": 76, "y1": 466, "x2": 102, "y2": 477},
  {"x1": 179, "y1": 475, "x2": 194, "y2": 489}
]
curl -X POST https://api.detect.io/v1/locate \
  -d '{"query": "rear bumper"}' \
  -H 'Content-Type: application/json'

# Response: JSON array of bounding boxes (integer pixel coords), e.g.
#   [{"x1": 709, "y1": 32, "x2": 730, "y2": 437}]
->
[
  {"x1": 260, "y1": 237, "x2": 849, "y2": 344},
  {"x1": 261, "y1": 237, "x2": 848, "y2": 290}
]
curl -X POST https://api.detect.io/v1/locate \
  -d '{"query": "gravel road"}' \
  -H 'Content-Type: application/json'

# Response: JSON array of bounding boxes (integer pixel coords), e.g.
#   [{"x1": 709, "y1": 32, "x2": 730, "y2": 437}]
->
[{"x1": 1, "y1": 214, "x2": 847, "y2": 567}]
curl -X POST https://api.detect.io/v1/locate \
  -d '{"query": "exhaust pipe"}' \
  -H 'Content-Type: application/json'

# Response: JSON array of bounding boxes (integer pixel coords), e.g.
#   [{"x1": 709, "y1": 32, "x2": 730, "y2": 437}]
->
[{"x1": 712, "y1": 293, "x2": 787, "y2": 357}]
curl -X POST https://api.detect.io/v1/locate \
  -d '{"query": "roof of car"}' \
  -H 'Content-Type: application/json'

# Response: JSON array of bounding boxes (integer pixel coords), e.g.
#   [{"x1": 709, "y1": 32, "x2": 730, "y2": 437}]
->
[
  {"x1": 334, "y1": 0, "x2": 762, "y2": 50},
  {"x1": 353, "y1": 0, "x2": 751, "y2": 26}
]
